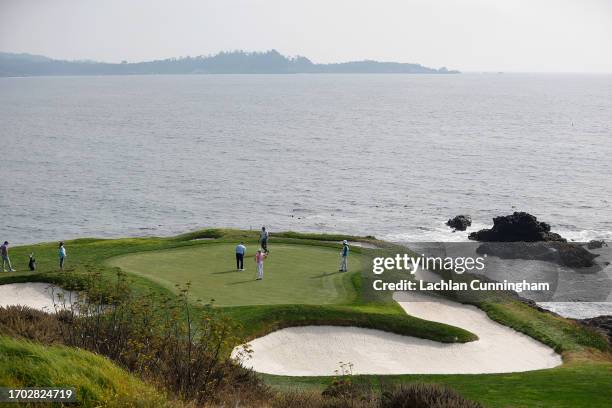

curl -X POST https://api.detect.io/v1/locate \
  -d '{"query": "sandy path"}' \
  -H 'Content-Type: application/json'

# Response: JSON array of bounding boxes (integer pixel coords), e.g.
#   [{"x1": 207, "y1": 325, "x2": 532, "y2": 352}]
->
[
  {"x1": 0, "y1": 283, "x2": 76, "y2": 312},
  {"x1": 233, "y1": 291, "x2": 562, "y2": 376}
]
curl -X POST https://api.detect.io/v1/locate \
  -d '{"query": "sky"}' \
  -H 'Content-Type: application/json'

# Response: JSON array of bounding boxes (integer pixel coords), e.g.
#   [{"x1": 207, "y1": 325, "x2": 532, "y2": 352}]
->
[{"x1": 1, "y1": 0, "x2": 611, "y2": 73}]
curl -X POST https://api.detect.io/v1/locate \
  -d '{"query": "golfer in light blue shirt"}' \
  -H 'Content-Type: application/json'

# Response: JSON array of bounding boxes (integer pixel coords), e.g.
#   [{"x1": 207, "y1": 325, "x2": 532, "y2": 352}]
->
[{"x1": 235, "y1": 242, "x2": 246, "y2": 270}]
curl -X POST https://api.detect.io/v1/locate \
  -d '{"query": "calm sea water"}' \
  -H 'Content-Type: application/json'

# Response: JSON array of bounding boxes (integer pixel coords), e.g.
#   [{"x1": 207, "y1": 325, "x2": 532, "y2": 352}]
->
[{"x1": 1, "y1": 74, "x2": 611, "y2": 245}]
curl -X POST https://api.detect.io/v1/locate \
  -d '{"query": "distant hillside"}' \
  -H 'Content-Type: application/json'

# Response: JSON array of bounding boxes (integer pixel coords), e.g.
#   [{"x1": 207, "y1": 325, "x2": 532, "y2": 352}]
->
[{"x1": 0, "y1": 50, "x2": 459, "y2": 76}]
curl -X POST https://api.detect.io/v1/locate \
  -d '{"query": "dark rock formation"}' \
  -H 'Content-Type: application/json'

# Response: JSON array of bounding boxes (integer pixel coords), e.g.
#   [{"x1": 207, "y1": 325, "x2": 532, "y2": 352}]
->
[
  {"x1": 578, "y1": 315, "x2": 612, "y2": 344},
  {"x1": 554, "y1": 243, "x2": 600, "y2": 267},
  {"x1": 468, "y1": 212, "x2": 566, "y2": 242},
  {"x1": 476, "y1": 241, "x2": 599, "y2": 268},
  {"x1": 446, "y1": 215, "x2": 472, "y2": 231},
  {"x1": 587, "y1": 240, "x2": 608, "y2": 250}
]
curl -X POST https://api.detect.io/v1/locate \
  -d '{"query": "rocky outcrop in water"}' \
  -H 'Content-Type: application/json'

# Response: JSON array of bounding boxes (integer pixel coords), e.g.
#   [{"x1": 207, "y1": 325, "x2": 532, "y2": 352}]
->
[
  {"x1": 476, "y1": 241, "x2": 599, "y2": 268},
  {"x1": 470, "y1": 212, "x2": 600, "y2": 268},
  {"x1": 446, "y1": 215, "x2": 472, "y2": 231},
  {"x1": 587, "y1": 240, "x2": 608, "y2": 249},
  {"x1": 468, "y1": 212, "x2": 566, "y2": 242}
]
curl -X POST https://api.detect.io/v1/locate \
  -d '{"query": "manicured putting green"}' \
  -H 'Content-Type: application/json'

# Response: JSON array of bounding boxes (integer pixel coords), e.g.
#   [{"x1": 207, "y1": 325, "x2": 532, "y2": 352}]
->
[{"x1": 108, "y1": 243, "x2": 361, "y2": 306}]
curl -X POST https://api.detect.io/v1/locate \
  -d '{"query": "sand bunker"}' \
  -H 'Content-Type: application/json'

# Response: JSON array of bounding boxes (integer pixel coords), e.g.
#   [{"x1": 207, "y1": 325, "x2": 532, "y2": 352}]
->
[
  {"x1": 0, "y1": 283, "x2": 76, "y2": 312},
  {"x1": 233, "y1": 291, "x2": 562, "y2": 376}
]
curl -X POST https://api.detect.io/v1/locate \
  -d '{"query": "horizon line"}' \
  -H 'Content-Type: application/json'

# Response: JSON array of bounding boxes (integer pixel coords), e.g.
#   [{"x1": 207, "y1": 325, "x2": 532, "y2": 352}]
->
[{"x1": 2, "y1": 49, "x2": 612, "y2": 75}]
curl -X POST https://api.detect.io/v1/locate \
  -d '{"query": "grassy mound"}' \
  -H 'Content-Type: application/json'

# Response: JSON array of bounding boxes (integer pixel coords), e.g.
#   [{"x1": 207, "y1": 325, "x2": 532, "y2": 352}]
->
[
  {"x1": 225, "y1": 303, "x2": 476, "y2": 343},
  {"x1": 0, "y1": 335, "x2": 168, "y2": 407}
]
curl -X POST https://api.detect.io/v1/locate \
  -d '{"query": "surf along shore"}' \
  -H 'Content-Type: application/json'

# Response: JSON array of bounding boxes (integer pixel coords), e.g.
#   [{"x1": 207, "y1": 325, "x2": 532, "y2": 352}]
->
[{"x1": 0, "y1": 228, "x2": 610, "y2": 407}]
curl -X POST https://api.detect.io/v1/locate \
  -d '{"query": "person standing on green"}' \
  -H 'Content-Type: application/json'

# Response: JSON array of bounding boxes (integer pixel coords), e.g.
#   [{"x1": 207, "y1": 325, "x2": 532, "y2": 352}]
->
[
  {"x1": 339, "y1": 240, "x2": 349, "y2": 272},
  {"x1": 235, "y1": 242, "x2": 246, "y2": 271},
  {"x1": 58, "y1": 241, "x2": 67, "y2": 271},
  {"x1": 28, "y1": 253, "x2": 36, "y2": 271},
  {"x1": 260, "y1": 226, "x2": 269, "y2": 253},
  {"x1": 255, "y1": 249, "x2": 268, "y2": 280},
  {"x1": 1, "y1": 241, "x2": 15, "y2": 272}
]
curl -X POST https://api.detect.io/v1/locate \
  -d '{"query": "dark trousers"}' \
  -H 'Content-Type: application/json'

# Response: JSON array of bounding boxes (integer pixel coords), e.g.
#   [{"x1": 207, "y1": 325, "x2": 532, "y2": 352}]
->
[{"x1": 236, "y1": 253, "x2": 244, "y2": 270}]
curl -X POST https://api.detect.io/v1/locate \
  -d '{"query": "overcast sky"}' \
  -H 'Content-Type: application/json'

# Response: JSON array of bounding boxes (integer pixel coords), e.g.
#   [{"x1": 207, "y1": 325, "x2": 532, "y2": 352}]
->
[{"x1": 1, "y1": 0, "x2": 611, "y2": 73}]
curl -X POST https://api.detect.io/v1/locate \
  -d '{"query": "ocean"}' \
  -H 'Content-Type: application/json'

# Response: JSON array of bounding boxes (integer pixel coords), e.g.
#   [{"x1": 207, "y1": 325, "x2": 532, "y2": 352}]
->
[{"x1": 1, "y1": 73, "x2": 611, "y2": 245}]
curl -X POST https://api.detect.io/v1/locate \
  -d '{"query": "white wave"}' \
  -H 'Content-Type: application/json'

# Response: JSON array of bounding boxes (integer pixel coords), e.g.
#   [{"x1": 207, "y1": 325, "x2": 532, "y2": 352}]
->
[
  {"x1": 537, "y1": 302, "x2": 612, "y2": 319},
  {"x1": 553, "y1": 229, "x2": 612, "y2": 242},
  {"x1": 383, "y1": 222, "x2": 491, "y2": 243}
]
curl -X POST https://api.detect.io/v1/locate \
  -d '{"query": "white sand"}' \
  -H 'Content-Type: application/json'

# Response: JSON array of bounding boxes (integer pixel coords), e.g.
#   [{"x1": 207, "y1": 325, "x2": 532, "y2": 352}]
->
[
  {"x1": 0, "y1": 283, "x2": 76, "y2": 312},
  {"x1": 233, "y1": 291, "x2": 562, "y2": 376}
]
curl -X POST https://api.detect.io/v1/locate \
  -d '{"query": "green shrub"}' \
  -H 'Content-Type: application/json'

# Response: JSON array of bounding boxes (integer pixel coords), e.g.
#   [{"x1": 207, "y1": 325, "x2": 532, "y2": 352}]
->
[
  {"x1": 273, "y1": 231, "x2": 376, "y2": 242},
  {"x1": 1, "y1": 270, "x2": 270, "y2": 407},
  {"x1": 272, "y1": 390, "x2": 377, "y2": 408},
  {"x1": 381, "y1": 383, "x2": 483, "y2": 408},
  {"x1": 0, "y1": 305, "x2": 63, "y2": 344},
  {"x1": 54, "y1": 272, "x2": 256, "y2": 405},
  {"x1": 177, "y1": 229, "x2": 225, "y2": 240}
]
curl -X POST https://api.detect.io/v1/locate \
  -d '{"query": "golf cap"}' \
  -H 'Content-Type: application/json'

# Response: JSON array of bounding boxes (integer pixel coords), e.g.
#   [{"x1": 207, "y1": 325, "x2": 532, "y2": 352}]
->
[{"x1": 343, "y1": 240, "x2": 348, "y2": 244}]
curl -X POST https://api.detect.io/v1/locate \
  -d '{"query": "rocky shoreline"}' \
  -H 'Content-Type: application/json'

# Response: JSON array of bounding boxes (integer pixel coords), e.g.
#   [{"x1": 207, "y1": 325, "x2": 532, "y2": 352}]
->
[
  {"x1": 461, "y1": 212, "x2": 602, "y2": 269},
  {"x1": 467, "y1": 212, "x2": 565, "y2": 242},
  {"x1": 442, "y1": 212, "x2": 610, "y2": 335}
]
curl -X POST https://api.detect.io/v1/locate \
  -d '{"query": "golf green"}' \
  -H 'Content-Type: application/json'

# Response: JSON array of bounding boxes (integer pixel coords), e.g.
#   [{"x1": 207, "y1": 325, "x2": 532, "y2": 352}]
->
[{"x1": 108, "y1": 243, "x2": 361, "y2": 306}]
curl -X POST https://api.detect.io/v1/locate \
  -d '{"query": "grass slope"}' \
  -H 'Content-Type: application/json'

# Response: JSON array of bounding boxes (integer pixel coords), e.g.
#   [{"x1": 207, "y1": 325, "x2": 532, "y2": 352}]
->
[
  {"x1": 0, "y1": 335, "x2": 169, "y2": 407},
  {"x1": 265, "y1": 361, "x2": 612, "y2": 408},
  {"x1": 224, "y1": 303, "x2": 473, "y2": 343}
]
